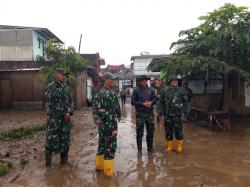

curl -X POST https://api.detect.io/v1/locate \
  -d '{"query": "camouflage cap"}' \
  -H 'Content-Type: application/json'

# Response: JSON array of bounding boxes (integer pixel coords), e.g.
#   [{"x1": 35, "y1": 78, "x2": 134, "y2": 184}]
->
[
  {"x1": 55, "y1": 68, "x2": 67, "y2": 76},
  {"x1": 103, "y1": 72, "x2": 119, "y2": 80},
  {"x1": 137, "y1": 75, "x2": 150, "y2": 81},
  {"x1": 167, "y1": 75, "x2": 178, "y2": 83}
]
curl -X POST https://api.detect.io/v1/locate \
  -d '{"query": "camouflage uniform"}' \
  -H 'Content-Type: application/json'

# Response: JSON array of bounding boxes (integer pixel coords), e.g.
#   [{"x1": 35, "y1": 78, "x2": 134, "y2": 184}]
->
[
  {"x1": 159, "y1": 87, "x2": 187, "y2": 141},
  {"x1": 92, "y1": 88, "x2": 121, "y2": 160},
  {"x1": 155, "y1": 86, "x2": 164, "y2": 122},
  {"x1": 45, "y1": 80, "x2": 73, "y2": 165}
]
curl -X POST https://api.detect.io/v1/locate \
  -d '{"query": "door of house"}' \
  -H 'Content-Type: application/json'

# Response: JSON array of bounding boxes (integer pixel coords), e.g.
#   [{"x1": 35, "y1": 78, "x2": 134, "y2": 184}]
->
[{"x1": 0, "y1": 80, "x2": 12, "y2": 108}]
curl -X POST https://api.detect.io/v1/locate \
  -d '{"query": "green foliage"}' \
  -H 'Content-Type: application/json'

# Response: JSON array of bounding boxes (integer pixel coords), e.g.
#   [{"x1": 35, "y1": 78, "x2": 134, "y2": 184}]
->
[
  {"x1": 148, "y1": 3, "x2": 250, "y2": 82},
  {"x1": 0, "y1": 124, "x2": 45, "y2": 141},
  {"x1": 0, "y1": 161, "x2": 12, "y2": 176},
  {"x1": 39, "y1": 39, "x2": 86, "y2": 88}
]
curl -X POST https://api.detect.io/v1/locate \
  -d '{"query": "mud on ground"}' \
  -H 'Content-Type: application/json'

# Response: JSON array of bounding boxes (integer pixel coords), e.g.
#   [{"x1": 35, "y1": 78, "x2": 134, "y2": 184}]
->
[
  {"x1": 0, "y1": 105, "x2": 250, "y2": 187},
  {"x1": 0, "y1": 108, "x2": 95, "y2": 186}
]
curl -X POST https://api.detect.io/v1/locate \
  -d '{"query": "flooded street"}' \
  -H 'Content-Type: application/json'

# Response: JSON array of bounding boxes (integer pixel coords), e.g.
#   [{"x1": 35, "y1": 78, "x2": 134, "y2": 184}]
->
[{"x1": 1, "y1": 100, "x2": 250, "y2": 187}]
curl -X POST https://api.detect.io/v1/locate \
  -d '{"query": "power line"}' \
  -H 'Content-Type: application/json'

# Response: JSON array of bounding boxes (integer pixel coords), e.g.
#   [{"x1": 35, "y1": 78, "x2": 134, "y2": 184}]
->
[{"x1": 82, "y1": 36, "x2": 129, "y2": 64}]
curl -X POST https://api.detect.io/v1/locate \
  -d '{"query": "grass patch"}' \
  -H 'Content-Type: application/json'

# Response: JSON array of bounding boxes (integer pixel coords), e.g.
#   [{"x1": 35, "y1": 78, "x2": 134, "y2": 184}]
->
[
  {"x1": 0, "y1": 161, "x2": 12, "y2": 176},
  {"x1": 0, "y1": 124, "x2": 46, "y2": 141}
]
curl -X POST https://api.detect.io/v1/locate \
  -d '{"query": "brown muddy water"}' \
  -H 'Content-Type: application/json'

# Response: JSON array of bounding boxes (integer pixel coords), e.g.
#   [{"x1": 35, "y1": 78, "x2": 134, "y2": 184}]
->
[{"x1": 1, "y1": 102, "x2": 250, "y2": 187}]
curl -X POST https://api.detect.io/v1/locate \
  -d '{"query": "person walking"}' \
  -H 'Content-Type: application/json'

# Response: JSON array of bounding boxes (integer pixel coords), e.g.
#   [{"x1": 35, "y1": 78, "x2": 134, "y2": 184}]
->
[
  {"x1": 183, "y1": 82, "x2": 193, "y2": 121},
  {"x1": 120, "y1": 88, "x2": 127, "y2": 106}
]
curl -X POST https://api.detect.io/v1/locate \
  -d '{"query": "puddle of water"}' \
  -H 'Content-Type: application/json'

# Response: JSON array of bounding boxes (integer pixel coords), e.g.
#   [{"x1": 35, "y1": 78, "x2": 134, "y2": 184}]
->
[{"x1": 4, "y1": 100, "x2": 250, "y2": 187}]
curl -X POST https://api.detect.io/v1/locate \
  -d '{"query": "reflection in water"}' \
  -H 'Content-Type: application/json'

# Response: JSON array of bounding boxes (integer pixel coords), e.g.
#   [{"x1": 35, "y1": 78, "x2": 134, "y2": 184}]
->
[
  {"x1": 8, "y1": 98, "x2": 250, "y2": 187},
  {"x1": 137, "y1": 155, "x2": 157, "y2": 187},
  {"x1": 96, "y1": 171, "x2": 117, "y2": 187},
  {"x1": 44, "y1": 165, "x2": 78, "y2": 187}
]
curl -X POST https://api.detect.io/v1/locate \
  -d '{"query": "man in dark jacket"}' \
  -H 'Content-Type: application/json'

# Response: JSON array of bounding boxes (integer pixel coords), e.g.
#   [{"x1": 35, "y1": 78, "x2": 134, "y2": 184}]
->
[{"x1": 131, "y1": 75, "x2": 157, "y2": 155}]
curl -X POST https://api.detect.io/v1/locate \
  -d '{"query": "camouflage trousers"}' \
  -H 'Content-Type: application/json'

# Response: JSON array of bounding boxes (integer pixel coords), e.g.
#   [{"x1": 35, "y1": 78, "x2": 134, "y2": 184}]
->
[
  {"x1": 136, "y1": 113, "x2": 155, "y2": 146},
  {"x1": 97, "y1": 124, "x2": 117, "y2": 160},
  {"x1": 45, "y1": 116, "x2": 71, "y2": 154},
  {"x1": 164, "y1": 115, "x2": 184, "y2": 141}
]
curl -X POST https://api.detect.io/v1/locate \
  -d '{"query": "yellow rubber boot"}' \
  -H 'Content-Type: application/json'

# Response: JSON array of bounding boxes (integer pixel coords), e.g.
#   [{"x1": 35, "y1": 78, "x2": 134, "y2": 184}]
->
[
  {"x1": 176, "y1": 140, "x2": 184, "y2": 154},
  {"x1": 96, "y1": 155, "x2": 104, "y2": 170},
  {"x1": 166, "y1": 141, "x2": 174, "y2": 152},
  {"x1": 104, "y1": 159, "x2": 114, "y2": 177}
]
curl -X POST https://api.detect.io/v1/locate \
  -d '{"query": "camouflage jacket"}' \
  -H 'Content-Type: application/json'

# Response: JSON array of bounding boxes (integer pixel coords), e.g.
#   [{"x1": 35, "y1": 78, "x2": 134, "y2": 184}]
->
[
  {"x1": 45, "y1": 81, "x2": 74, "y2": 118},
  {"x1": 92, "y1": 88, "x2": 121, "y2": 130},
  {"x1": 159, "y1": 87, "x2": 188, "y2": 117}
]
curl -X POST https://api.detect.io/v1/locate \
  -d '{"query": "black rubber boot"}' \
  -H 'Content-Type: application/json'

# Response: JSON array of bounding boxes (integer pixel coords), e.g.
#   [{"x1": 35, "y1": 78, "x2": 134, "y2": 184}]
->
[
  {"x1": 45, "y1": 152, "x2": 52, "y2": 167},
  {"x1": 147, "y1": 138, "x2": 154, "y2": 153},
  {"x1": 157, "y1": 115, "x2": 160, "y2": 123},
  {"x1": 60, "y1": 151, "x2": 68, "y2": 164},
  {"x1": 137, "y1": 138, "x2": 142, "y2": 156}
]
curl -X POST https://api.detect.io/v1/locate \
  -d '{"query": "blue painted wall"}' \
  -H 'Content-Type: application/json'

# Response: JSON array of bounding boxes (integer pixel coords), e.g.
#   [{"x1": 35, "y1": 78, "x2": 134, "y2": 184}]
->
[{"x1": 32, "y1": 31, "x2": 47, "y2": 61}]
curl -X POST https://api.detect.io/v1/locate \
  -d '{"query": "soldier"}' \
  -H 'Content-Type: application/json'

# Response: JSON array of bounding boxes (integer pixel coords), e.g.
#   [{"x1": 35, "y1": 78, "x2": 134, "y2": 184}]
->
[
  {"x1": 159, "y1": 75, "x2": 187, "y2": 154},
  {"x1": 155, "y1": 79, "x2": 165, "y2": 123},
  {"x1": 183, "y1": 82, "x2": 193, "y2": 121},
  {"x1": 44, "y1": 68, "x2": 74, "y2": 167},
  {"x1": 131, "y1": 75, "x2": 157, "y2": 155},
  {"x1": 92, "y1": 72, "x2": 121, "y2": 177}
]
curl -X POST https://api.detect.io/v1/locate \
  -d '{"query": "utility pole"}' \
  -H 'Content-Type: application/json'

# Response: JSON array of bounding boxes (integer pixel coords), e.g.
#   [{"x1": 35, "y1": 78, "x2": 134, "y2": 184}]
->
[{"x1": 78, "y1": 33, "x2": 82, "y2": 54}]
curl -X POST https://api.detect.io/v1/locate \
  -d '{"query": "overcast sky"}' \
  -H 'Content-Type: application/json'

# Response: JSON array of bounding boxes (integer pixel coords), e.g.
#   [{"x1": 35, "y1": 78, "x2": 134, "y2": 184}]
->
[{"x1": 1, "y1": 0, "x2": 250, "y2": 66}]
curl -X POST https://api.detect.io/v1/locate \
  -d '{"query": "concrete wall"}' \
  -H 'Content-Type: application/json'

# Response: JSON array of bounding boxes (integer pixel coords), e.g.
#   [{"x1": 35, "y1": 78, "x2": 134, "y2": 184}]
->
[{"x1": 0, "y1": 30, "x2": 33, "y2": 61}]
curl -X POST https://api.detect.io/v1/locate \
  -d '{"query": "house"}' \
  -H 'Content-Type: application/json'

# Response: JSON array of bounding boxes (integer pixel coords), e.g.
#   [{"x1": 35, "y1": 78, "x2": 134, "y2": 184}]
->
[
  {"x1": 0, "y1": 26, "x2": 60, "y2": 109},
  {"x1": 103, "y1": 64, "x2": 131, "y2": 91},
  {"x1": 0, "y1": 25, "x2": 62, "y2": 61},
  {"x1": 0, "y1": 25, "x2": 62, "y2": 109},
  {"x1": 148, "y1": 57, "x2": 250, "y2": 116},
  {"x1": 130, "y1": 53, "x2": 167, "y2": 87},
  {"x1": 80, "y1": 53, "x2": 105, "y2": 106}
]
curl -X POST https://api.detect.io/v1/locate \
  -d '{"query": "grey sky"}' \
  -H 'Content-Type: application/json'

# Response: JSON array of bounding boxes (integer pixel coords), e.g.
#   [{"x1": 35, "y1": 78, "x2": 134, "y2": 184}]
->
[{"x1": 1, "y1": 0, "x2": 250, "y2": 65}]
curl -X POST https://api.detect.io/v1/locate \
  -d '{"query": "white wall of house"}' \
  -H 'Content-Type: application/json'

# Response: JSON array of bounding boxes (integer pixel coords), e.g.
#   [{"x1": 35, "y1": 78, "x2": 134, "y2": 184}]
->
[
  {"x1": 0, "y1": 30, "x2": 33, "y2": 61},
  {"x1": 87, "y1": 75, "x2": 93, "y2": 102},
  {"x1": 131, "y1": 57, "x2": 160, "y2": 87},
  {"x1": 118, "y1": 79, "x2": 131, "y2": 90}
]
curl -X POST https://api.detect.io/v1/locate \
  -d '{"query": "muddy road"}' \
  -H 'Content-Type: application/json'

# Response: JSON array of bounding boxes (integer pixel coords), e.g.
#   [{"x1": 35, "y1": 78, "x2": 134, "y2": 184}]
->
[{"x1": 1, "y1": 101, "x2": 250, "y2": 187}]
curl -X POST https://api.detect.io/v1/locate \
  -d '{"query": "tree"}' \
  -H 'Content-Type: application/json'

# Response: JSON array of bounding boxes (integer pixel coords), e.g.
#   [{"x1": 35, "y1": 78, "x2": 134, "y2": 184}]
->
[
  {"x1": 39, "y1": 39, "x2": 86, "y2": 88},
  {"x1": 148, "y1": 3, "x2": 250, "y2": 111},
  {"x1": 149, "y1": 3, "x2": 250, "y2": 78}
]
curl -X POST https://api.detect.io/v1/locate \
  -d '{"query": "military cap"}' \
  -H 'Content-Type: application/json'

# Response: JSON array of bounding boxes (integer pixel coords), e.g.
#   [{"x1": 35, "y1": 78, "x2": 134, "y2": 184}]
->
[
  {"x1": 137, "y1": 75, "x2": 150, "y2": 81},
  {"x1": 55, "y1": 68, "x2": 67, "y2": 76},
  {"x1": 167, "y1": 75, "x2": 178, "y2": 83},
  {"x1": 103, "y1": 72, "x2": 118, "y2": 80}
]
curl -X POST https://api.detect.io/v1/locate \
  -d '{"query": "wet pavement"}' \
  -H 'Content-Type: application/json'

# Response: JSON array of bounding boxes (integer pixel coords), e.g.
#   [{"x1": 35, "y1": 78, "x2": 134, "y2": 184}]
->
[{"x1": 1, "y1": 101, "x2": 250, "y2": 187}]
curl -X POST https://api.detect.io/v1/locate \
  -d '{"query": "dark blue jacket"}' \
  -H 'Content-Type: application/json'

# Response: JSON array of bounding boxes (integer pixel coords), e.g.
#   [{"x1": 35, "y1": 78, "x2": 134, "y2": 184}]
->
[{"x1": 131, "y1": 86, "x2": 157, "y2": 114}]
